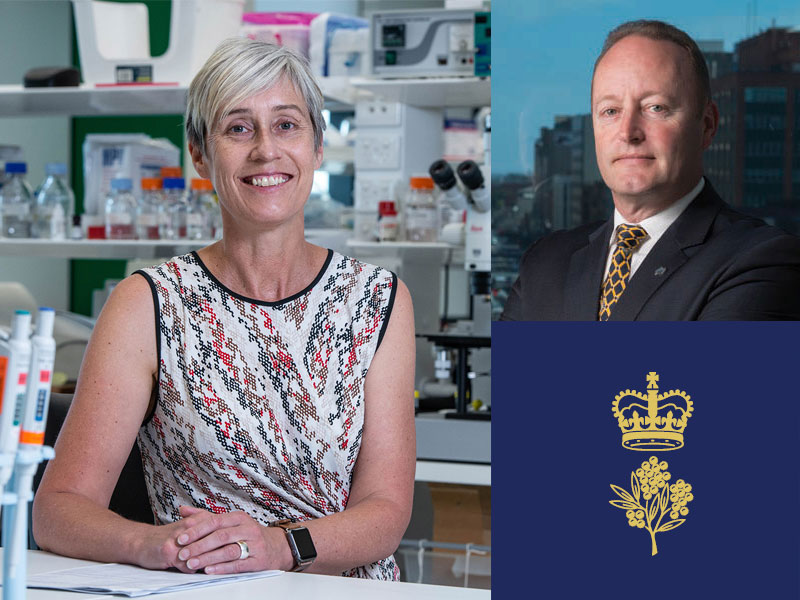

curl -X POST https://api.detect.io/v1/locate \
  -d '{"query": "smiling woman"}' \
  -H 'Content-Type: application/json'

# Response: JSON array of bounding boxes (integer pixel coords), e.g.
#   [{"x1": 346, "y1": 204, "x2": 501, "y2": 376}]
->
[
  {"x1": 192, "y1": 80, "x2": 323, "y2": 238},
  {"x1": 33, "y1": 38, "x2": 416, "y2": 581}
]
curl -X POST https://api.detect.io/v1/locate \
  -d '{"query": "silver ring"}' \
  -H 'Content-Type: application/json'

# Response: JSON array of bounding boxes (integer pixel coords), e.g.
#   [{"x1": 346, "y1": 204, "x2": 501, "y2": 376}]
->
[{"x1": 235, "y1": 540, "x2": 250, "y2": 560}]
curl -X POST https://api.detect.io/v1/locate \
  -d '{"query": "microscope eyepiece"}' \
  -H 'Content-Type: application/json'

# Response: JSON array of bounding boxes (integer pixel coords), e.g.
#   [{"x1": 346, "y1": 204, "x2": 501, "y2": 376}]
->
[
  {"x1": 456, "y1": 160, "x2": 484, "y2": 191},
  {"x1": 429, "y1": 159, "x2": 458, "y2": 191}
]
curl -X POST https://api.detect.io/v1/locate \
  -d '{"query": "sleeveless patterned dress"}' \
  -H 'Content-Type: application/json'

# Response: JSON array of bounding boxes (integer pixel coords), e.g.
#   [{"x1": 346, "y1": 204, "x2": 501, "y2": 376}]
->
[{"x1": 135, "y1": 250, "x2": 398, "y2": 579}]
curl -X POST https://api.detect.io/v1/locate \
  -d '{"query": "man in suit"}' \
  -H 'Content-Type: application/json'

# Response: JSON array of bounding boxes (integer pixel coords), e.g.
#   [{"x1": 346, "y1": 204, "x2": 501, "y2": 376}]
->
[{"x1": 501, "y1": 20, "x2": 800, "y2": 321}]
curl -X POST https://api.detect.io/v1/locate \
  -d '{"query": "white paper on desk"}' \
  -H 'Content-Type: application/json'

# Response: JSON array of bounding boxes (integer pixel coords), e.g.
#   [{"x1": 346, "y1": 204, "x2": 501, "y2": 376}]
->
[{"x1": 25, "y1": 562, "x2": 282, "y2": 597}]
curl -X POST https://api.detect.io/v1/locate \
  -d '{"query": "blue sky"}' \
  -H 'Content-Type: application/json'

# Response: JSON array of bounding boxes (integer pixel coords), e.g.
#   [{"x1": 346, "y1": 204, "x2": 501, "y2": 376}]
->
[{"x1": 493, "y1": 0, "x2": 800, "y2": 175}]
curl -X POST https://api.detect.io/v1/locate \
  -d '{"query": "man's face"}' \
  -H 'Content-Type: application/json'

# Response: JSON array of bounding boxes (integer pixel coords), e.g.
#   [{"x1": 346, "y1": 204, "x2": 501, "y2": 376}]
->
[{"x1": 591, "y1": 35, "x2": 717, "y2": 213}]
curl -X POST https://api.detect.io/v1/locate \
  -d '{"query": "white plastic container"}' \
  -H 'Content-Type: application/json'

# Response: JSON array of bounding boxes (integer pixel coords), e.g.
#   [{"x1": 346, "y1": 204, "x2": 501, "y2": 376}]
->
[
  {"x1": 0, "y1": 311, "x2": 31, "y2": 465},
  {"x1": 71, "y1": 0, "x2": 245, "y2": 85},
  {"x1": 309, "y1": 13, "x2": 368, "y2": 77},
  {"x1": 19, "y1": 308, "x2": 56, "y2": 450},
  {"x1": 240, "y1": 12, "x2": 316, "y2": 58}
]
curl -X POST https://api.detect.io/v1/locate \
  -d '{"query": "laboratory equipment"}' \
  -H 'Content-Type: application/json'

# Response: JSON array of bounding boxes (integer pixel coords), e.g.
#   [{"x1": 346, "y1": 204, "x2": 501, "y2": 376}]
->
[
  {"x1": 240, "y1": 12, "x2": 316, "y2": 58},
  {"x1": 71, "y1": 0, "x2": 244, "y2": 85},
  {"x1": 160, "y1": 177, "x2": 188, "y2": 240},
  {"x1": 0, "y1": 163, "x2": 33, "y2": 239},
  {"x1": 309, "y1": 12, "x2": 368, "y2": 78},
  {"x1": 104, "y1": 178, "x2": 137, "y2": 240},
  {"x1": 0, "y1": 312, "x2": 31, "y2": 472},
  {"x1": 188, "y1": 178, "x2": 215, "y2": 240},
  {"x1": 82, "y1": 134, "x2": 179, "y2": 217},
  {"x1": 405, "y1": 176, "x2": 438, "y2": 242},
  {"x1": 137, "y1": 177, "x2": 161, "y2": 240},
  {"x1": 473, "y1": 11, "x2": 491, "y2": 77},
  {"x1": 33, "y1": 163, "x2": 74, "y2": 240},
  {"x1": 0, "y1": 308, "x2": 56, "y2": 600},
  {"x1": 377, "y1": 201, "x2": 399, "y2": 241},
  {"x1": 370, "y1": 8, "x2": 481, "y2": 78},
  {"x1": 416, "y1": 109, "x2": 491, "y2": 425}
]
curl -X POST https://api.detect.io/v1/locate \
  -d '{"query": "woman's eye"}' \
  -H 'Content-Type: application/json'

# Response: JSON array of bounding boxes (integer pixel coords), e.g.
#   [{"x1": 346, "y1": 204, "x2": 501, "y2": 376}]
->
[
  {"x1": 278, "y1": 121, "x2": 295, "y2": 131},
  {"x1": 650, "y1": 105, "x2": 665, "y2": 113},
  {"x1": 229, "y1": 124, "x2": 247, "y2": 134}
]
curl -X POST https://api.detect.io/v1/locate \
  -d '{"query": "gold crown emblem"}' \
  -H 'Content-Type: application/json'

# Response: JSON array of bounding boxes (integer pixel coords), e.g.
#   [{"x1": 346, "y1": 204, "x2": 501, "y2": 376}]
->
[{"x1": 612, "y1": 372, "x2": 693, "y2": 451}]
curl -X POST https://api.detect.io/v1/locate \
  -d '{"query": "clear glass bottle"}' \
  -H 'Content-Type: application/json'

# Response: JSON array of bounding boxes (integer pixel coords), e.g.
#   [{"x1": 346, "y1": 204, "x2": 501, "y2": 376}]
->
[
  {"x1": 187, "y1": 178, "x2": 214, "y2": 240},
  {"x1": 377, "y1": 201, "x2": 399, "y2": 241},
  {"x1": 105, "y1": 178, "x2": 137, "y2": 240},
  {"x1": 405, "y1": 176, "x2": 438, "y2": 242},
  {"x1": 160, "y1": 177, "x2": 187, "y2": 240},
  {"x1": 137, "y1": 177, "x2": 162, "y2": 240},
  {"x1": 0, "y1": 162, "x2": 33, "y2": 238},
  {"x1": 33, "y1": 162, "x2": 74, "y2": 240}
]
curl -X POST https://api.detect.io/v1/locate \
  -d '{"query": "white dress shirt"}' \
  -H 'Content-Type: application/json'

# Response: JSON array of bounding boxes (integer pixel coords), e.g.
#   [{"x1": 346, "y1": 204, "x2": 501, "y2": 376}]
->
[{"x1": 604, "y1": 178, "x2": 705, "y2": 279}]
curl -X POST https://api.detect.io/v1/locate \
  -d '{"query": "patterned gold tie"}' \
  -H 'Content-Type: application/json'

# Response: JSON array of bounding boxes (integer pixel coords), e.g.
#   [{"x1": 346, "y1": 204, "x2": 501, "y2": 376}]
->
[{"x1": 598, "y1": 224, "x2": 649, "y2": 321}]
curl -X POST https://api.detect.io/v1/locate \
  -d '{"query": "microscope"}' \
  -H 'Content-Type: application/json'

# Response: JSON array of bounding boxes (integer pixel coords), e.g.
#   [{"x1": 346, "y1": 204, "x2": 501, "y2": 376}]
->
[{"x1": 418, "y1": 111, "x2": 491, "y2": 421}]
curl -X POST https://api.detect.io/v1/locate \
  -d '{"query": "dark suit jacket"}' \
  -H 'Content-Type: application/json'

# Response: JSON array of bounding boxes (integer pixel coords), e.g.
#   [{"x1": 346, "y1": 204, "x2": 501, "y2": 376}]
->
[{"x1": 501, "y1": 181, "x2": 800, "y2": 321}]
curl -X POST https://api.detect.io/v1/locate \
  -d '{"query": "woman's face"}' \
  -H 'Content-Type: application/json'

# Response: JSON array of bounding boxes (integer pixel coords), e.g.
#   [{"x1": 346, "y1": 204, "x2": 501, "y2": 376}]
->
[{"x1": 192, "y1": 77, "x2": 322, "y2": 232}]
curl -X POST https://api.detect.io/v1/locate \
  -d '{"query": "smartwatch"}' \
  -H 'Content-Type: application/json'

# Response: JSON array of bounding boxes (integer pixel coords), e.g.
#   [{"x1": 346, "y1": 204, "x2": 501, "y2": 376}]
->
[{"x1": 271, "y1": 519, "x2": 317, "y2": 572}]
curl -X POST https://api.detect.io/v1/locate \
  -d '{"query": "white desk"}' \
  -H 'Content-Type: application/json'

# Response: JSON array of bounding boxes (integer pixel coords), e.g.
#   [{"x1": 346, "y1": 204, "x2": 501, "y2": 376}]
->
[{"x1": 5, "y1": 549, "x2": 489, "y2": 599}]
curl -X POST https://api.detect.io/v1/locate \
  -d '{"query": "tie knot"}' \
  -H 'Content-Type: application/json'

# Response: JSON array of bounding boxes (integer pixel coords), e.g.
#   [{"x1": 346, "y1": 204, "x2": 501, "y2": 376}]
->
[{"x1": 615, "y1": 224, "x2": 648, "y2": 250}]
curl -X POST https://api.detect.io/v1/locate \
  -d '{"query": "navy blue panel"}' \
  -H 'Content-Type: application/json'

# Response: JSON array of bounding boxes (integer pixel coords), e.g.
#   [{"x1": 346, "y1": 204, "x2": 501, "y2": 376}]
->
[{"x1": 493, "y1": 322, "x2": 799, "y2": 598}]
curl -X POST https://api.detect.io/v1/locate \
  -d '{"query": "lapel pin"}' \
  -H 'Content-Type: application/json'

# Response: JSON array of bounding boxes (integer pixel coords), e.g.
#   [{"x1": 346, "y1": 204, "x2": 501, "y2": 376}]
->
[{"x1": 654, "y1": 266, "x2": 666, "y2": 277}]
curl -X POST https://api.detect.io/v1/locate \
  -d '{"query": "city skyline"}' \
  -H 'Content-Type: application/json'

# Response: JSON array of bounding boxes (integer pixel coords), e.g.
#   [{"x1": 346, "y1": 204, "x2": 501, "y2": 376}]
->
[{"x1": 494, "y1": 0, "x2": 800, "y2": 175}]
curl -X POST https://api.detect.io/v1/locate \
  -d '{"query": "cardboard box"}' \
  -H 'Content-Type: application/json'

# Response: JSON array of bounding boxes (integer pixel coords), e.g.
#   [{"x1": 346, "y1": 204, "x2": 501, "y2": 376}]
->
[{"x1": 428, "y1": 482, "x2": 491, "y2": 546}]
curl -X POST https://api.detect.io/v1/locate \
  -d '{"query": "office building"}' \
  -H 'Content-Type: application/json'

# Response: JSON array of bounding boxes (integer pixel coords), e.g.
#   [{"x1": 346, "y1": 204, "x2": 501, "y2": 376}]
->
[{"x1": 704, "y1": 27, "x2": 800, "y2": 233}]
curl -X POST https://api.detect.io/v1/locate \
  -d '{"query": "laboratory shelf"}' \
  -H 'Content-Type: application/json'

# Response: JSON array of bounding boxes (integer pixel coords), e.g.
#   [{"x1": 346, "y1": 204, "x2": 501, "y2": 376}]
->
[
  {"x1": 347, "y1": 239, "x2": 465, "y2": 264},
  {"x1": 348, "y1": 76, "x2": 490, "y2": 108},
  {"x1": 0, "y1": 229, "x2": 353, "y2": 259},
  {"x1": 348, "y1": 240, "x2": 453, "y2": 250},
  {"x1": 0, "y1": 78, "x2": 359, "y2": 118},
  {"x1": 0, "y1": 238, "x2": 207, "y2": 259},
  {"x1": 0, "y1": 84, "x2": 188, "y2": 117}
]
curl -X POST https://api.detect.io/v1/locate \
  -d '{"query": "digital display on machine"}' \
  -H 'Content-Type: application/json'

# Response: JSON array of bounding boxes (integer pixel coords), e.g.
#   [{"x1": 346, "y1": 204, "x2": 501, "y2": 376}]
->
[{"x1": 382, "y1": 24, "x2": 406, "y2": 48}]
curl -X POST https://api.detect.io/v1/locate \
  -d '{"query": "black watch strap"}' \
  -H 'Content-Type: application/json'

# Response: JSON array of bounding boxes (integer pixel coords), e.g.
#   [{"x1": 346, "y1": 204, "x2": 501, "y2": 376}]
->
[{"x1": 271, "y1": 519, "x2": 317, "y2": 572}]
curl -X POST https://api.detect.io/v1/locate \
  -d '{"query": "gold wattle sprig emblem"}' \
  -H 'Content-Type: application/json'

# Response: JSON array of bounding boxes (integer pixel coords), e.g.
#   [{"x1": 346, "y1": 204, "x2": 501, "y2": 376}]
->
[
  {"x1": 612, "y1": 371, "x2": 693, "y2": 450},
  {"x1": 609, "y1": 456, "x2": 693, "y2": 555}
]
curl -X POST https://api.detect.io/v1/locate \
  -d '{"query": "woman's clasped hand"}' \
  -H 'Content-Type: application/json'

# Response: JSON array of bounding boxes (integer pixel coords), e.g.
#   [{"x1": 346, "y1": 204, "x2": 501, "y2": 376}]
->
[{"x1": 138, "y1": 505, "x2": 290, "y2": 574}]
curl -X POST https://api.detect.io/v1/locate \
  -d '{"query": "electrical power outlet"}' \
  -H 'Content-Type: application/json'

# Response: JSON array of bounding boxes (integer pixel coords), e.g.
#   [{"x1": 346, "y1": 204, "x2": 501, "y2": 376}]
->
[
  {"x1": 355, "y1": 133, "x2": 401, "y2": 169},
  {"x1": 355, "y1": 100, "x2": 402, "y2": 127}
]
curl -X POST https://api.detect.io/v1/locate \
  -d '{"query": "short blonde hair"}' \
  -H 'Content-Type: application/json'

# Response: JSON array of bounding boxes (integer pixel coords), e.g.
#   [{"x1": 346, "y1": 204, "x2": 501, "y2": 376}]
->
[{"x1": 186, "y1": 37, "x2": 326, "y2": 153}]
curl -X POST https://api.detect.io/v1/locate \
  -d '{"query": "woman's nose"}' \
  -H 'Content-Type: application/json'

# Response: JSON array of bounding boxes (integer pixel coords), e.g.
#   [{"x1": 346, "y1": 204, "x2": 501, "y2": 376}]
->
[{"x1": 249, "y1": 129, "x2": 279, "y2": 161}]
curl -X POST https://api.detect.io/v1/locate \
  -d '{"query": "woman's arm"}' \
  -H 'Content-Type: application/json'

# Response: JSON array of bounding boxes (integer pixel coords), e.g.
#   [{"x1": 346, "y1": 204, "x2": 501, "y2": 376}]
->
[
  {"x1": 174, "y1": 279, "x2": 417, "y2": 575},
  {"x1": 32, "y1": 274, "x2": 210, "y2": 571}
]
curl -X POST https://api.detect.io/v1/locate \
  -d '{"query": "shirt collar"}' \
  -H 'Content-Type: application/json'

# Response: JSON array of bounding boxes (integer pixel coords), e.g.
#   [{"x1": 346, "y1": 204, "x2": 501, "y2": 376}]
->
[{"x1": 610, "y1": 178, "x2": 705, "y2": 246}]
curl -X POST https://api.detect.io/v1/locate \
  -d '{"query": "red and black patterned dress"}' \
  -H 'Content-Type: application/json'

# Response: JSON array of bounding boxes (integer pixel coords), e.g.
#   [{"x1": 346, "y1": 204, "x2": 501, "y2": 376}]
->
[{"x1": 135, "y1": 249, "x2": 398, "y2": 579}]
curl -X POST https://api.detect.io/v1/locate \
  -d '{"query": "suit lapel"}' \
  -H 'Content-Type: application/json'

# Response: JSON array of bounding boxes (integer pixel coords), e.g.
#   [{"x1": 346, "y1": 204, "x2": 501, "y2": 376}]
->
[
  {"x1": 609, "y1": 181, "x2": 725, "y2": 320},
  {"x1": 564, "y1": 221, "x2": 611, "y2": 320}
]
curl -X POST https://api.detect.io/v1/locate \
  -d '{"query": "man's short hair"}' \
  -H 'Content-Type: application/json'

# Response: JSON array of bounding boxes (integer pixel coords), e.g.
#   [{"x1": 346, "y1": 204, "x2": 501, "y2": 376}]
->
[{"x1": 592, "y1": 20, "x2": 711, "y2": 114}]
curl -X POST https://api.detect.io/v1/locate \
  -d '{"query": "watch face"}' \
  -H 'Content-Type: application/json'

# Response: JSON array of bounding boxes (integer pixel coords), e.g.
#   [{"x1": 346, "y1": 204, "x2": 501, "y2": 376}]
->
[{"x1": 289, "y1": 527, "x2": 317, "y2": 561}]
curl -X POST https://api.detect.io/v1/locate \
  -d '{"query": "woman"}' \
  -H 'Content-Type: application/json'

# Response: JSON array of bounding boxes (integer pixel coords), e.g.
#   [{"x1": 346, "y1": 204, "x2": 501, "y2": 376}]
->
[{"x1": 33, "y1": 38, "x2": 415, "y2": 580}]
